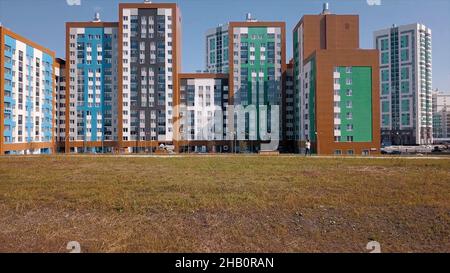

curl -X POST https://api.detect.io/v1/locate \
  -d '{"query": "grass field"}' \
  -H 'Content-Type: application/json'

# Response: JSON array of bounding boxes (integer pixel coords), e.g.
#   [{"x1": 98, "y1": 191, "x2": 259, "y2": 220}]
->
[{"x1": 0, "y1": 155, "x2": 449, "y2": 253}]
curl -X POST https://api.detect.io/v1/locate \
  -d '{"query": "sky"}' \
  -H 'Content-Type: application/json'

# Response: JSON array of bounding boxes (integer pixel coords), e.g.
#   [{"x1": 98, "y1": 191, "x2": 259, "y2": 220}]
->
[{"x1": 0, "y1": 0, "x2": 449, "y2": 91}]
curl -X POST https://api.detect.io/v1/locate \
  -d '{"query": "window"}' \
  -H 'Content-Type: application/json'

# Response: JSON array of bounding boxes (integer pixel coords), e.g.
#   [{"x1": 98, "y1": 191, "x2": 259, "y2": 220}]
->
[
  {"x1": 346, "y1": 67, "x2": 352, "y2": 73},
  {"x1": 381, "y1": 83, "x2": 390, "y2": 95},
  {"x1": 334, "y1": 150, "x2": 342, "y2": 155},
  {"x1": 346, "y1": 89, "x2": 352, "y2": 96},
  {"x1": 347, "y1": 124, "x2": 354, "y2": 131},
  {"x1": 401, "y1": 113, "x2": 410, "y2": 126},
  {"x1": 401, "y1": 49, "x2": 409, "y2": 61},
  {"x1": 346, "y1": 136, "x2": 353, "y2": 142},
  {"x1": 346, "y1": 101, "x2": 352, "y2": 108},
  {"x1": 382, "y1": 114, "x2": 390, "y2": 127},
  {"x1": 381, "y1": 39, "x2": 389, "y2": 51},
  {"x1": 382, "y1": 101, "x2": 390, "y2": 113},
  {"x1": 400, "y1": 35, "x2": 409, "y2": 48},
  {"x1": 347, "y1": 150, "x2": 354, "y2": 155},
  {"x1": 381, "y1": 52, "x2": 389, "y2": 64},
  {"x1": 401, "y1": 99, "x2": 410, "y2": 112},
  {"x1": 401, "y1": 67, "x2": 409, "y2": 80},
  {"x1": 346, "y1": 78, "x2": 352, "y2": 85},
  {"x1": 381, "y1": 70, "x2": 389, "y2": 82},
  {"x1": 401, "y1": 81, "x2": 409, "y2": 93},
  {"x1": 346, "y1": 112, "x2": 353, "y2": 120}
]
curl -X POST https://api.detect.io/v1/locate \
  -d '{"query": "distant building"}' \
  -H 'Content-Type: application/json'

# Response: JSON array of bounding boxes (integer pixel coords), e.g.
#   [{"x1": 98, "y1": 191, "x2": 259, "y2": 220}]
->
[
  {"x1": 205, "y1": 14, "x2": 286, "y2": 152},
  {"x1": 432, "y1": 89, "x2": 450, "y2": 142},
  {"x1": 374, "y1": 23, "x2": 433, "y2": 145},
  {"x1": 55, "y1": 58, "x2": 66, "y2": 152},
  {"x1": 281, "y1": 59, "x2": 296, "y2": 152},
  {"x1": 205, "y1": 24, "x2": 229, "y2": 74}
]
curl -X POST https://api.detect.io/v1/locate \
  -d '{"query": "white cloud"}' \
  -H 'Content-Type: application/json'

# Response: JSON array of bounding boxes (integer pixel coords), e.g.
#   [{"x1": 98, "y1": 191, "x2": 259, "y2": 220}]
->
[
  {"x1": 366, "y1": 0, "x2": 382, "y2": 6},
  {"x1": 66, "y1": 0, "x2": 81, "y2": 6}
]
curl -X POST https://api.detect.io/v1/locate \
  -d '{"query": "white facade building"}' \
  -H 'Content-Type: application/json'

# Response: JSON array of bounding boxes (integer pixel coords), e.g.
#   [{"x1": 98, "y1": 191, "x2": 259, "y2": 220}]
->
[
  {"x1": 432, "y1": 90, "x2": 450, "y2": 141},
  {"x1": 374, "y1": 23, "x2": 433, "y2": 145},
  {"x1": 178, "y1": 74, "x2": 229, "y2": 143}
]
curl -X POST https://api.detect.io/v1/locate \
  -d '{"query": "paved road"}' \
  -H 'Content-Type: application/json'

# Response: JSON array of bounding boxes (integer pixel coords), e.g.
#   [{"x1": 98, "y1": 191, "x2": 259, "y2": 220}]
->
[{"x1": 2, "y1": 154, "x2": 450, "y2": 160}]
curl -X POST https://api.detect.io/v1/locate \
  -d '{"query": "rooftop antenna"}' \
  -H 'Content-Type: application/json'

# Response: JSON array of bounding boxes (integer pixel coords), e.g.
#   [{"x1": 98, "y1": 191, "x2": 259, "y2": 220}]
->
[
  {"x1": 322, "y1": 2, "x2": 331, "y2": 15},
  {"x1": 246, "y1": 13, "x2": 257, "y2": 22},
  {"x1": 93, "y1": 12, "x2": 101, "y2": 22}
]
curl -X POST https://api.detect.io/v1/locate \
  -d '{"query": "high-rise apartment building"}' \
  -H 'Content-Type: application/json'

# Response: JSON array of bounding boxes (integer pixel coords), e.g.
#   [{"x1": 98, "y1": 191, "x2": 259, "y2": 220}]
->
[
  {"x1": 178, "y1": 73, "x2": 229, "y2": 152},
  {"x1": 119, "y1": 2, "x2": 181, "y2": 153},
  {"x1": 55, "y1": 58, "x2": 66, "y2": 152},
  {"x1": 281, "y1": 59, "x2": 296, "y2": 151},
  {"x1": 65, "y1": 18, "x2": 119, "y2": 153},
  {"x1": 206, "y1": 24, "x2": 229, "y2": 74},
  {"x1": 293, "y1": 4, "x2": 380, "y2": 155},
  {"x1": 432, "y1": 90, "x2": 450, "y2": 141},
  {"x1": 374, "y1": 23, "x2": 432, "y2": 145},
  {"x1": 0, "y1": 26, "x2": 56, "y2": 155},
  {"x1": 206, "y1": 14, "x2": 285, "y2": 151}
]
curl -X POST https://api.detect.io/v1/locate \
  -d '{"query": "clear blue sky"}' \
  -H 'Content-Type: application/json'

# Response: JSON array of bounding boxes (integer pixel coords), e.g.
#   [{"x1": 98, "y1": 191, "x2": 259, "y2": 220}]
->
[{"x1": 1, "y1": 0, "x2": 449, "y2": 91}]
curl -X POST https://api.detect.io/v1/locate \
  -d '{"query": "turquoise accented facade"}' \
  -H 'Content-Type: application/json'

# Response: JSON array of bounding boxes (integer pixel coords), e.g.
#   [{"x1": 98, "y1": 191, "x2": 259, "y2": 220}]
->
[
  {"x1": 76, "y1": 27, "x2": 112, "y2": 143},
  {"x1": 3, "y1": 35, "x2": 16, "y2": 144},
  {"x1": 238, "y1": 27, "x2": 279, "y2": 140},
  {"x1": 2, "y1": 31, "x2": 54, "y2": 154},
  {"x1": 337, "y1": 66, "x2": 373, "y2": 142}
]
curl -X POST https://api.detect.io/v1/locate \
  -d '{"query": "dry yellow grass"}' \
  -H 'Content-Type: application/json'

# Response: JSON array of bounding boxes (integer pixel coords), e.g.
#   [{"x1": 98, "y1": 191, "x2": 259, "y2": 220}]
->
[{"x1": 0, "y1": 155, "x2": 449, "y2": 252}]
